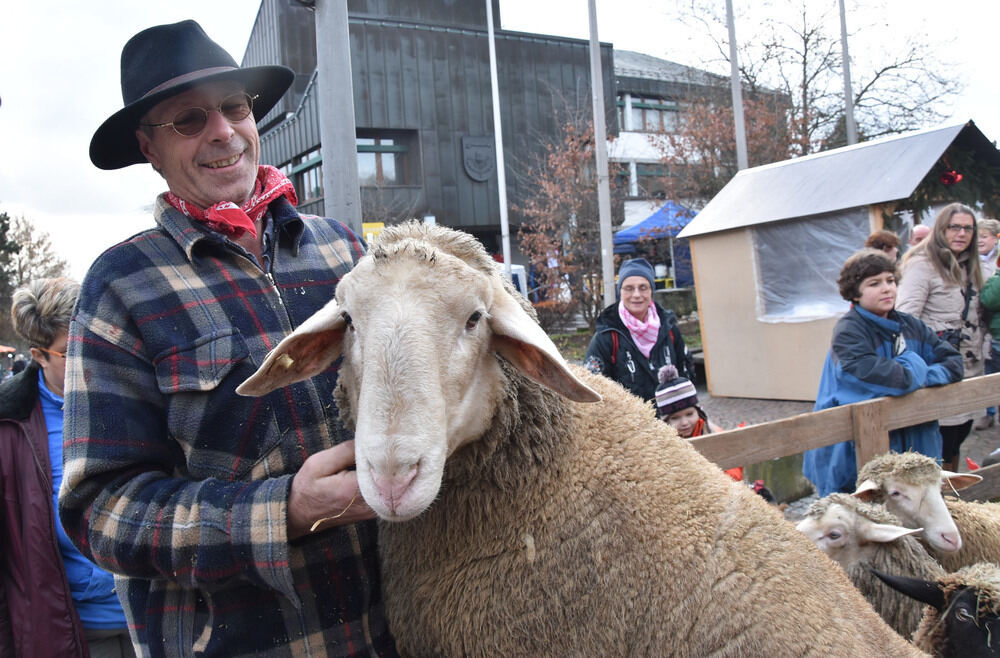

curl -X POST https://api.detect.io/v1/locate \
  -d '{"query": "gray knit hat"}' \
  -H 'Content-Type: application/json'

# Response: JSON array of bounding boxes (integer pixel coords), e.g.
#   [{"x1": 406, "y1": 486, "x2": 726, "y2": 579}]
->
[{"x1": 617, "y1": 258, "x2": 655, "y2": 297}]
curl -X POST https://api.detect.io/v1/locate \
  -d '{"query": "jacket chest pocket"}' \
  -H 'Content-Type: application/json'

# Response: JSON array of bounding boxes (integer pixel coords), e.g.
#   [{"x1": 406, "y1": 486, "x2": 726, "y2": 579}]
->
[{"x1": 153, "y1": 329, "x2": 283, "y2": 481}]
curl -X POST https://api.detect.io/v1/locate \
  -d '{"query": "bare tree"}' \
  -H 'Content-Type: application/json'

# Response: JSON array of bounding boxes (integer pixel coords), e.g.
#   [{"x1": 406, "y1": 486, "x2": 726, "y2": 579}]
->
[
  {"x1": 5, "y1": 214, "x2": 68, "y2": 286},
  {"x1": 653, "y1": 92, "x2": 793, "y2": 207},
  {"x1": 0, "y1": 212, "x2": 68, "y2": 349},
  {"x1": 674, "y1": 0, "x2": 961, "y2": 155},
  {"x1": 514, "y1": 116, "x2": 625, "y2": 333}
]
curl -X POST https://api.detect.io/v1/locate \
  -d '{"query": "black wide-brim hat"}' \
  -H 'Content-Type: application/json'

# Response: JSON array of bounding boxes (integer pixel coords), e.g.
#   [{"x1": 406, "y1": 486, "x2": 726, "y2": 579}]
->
[{"x1": 90, "y1": 20, "x2": 294, "y2": 170}]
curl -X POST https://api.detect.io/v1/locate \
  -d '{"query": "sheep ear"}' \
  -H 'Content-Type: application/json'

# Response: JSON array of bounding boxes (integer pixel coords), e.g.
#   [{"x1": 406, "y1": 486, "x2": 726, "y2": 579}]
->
[
  {"x1": 871, "y1": 569, "x2": 945, "y2": 611},
  {"x1": 940, "y1": 470, "x2": 983, "y2": 491},
  {"x1": 852, "y1": 479, "x2": 881, "y2": 501},
  {"x1": 487, "y1": 280, "x2": 601, "y2": 404},
  {"x1": 236, "y1": 297, "x2": 348, "y2": 397},
  {"x1": 858, "y1": 521, "x2": 922, "y2": 544}
]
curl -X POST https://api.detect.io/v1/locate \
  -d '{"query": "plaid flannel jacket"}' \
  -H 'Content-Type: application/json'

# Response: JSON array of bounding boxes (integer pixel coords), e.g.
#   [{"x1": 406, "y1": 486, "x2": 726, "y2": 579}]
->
[{"x1": 59, "y1": 196, "x2": 397, "y2": 657}]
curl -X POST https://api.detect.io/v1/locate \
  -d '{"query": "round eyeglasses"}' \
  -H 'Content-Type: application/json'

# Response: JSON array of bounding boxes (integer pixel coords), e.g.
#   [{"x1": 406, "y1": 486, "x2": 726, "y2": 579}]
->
[{"x1": 140, "y1": 92, "x2": 259, "y2": 137}]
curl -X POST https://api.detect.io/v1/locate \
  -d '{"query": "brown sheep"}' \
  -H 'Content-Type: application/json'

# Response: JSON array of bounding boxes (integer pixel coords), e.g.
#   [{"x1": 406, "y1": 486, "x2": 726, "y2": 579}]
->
[{"x1": 239, "y1": 222, "x2": 925, "y2": 656}]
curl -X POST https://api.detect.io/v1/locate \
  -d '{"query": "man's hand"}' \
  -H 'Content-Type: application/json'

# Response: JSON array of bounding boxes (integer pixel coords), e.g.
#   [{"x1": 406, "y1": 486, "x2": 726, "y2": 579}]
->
[{"x1": 287, "y1": 440, "x2": 375, "y2": 540}]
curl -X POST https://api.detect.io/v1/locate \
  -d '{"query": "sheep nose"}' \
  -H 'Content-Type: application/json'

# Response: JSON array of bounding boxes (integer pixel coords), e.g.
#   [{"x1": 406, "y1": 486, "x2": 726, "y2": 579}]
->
[
  {"x1": 370, "y1": 463, "x2": 419, "y2": 512},
  {"x1": 936, "y1": 530, "x2": 962, "y2": 552}
]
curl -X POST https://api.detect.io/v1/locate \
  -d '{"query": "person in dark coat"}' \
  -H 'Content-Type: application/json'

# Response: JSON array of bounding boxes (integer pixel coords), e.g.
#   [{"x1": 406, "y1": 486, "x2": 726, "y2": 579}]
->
[
  {"x1": 1, "y1": 278, "x2": 135, "y2": 657},
  {"x1": 584, "y1": 257, "x2": 693, "y2": 402}
]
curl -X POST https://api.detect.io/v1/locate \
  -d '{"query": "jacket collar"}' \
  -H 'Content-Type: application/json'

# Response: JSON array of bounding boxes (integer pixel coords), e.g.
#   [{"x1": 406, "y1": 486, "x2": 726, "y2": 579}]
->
[
  {"x1": 0, "y1": 361, "x2": 41, "y2": 421},
  {"x1": 853, "y1": 304, "x2": 901, "y2": 332},
  {"x1": 154, "y1": 193, "x2": 305, "y2": 263}
]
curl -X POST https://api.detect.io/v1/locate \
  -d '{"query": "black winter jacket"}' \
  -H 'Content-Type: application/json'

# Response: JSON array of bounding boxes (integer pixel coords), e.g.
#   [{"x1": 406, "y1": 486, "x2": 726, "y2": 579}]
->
[
  {"x1": 583, "y1": 302, "x2": 693, "y2": 402},
  {"x1": 0, "y1": 363, "x2": 89, "y2": 657}
]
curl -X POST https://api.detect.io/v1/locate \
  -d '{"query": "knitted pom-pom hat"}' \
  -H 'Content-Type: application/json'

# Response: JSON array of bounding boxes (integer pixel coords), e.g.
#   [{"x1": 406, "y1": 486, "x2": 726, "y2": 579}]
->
[{"x1": 655, "y1": 364, "x2": 698, "y2": 417}]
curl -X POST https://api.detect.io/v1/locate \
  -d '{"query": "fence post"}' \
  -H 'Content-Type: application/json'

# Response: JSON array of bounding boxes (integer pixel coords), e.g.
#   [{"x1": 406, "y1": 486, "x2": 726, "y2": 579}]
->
[{"x1": 853, "y1": 398, "x2": 890, "y2": 471}]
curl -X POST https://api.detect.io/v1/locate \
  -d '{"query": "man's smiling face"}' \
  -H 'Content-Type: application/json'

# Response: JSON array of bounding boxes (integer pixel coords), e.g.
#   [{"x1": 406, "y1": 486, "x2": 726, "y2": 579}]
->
[{"x1": 136, "y1": 81, "x2": 259, "y2": 208}]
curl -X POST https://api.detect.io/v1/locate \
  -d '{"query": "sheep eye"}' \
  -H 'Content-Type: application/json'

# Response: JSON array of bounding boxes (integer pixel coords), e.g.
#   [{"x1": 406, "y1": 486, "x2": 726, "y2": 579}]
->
[
  {"x1": 466, "y1": 311, "x2": 482, "y2": 331},
  {"x1": 888, "y1": 490, "x2": 901, "y2": 498},
  {"x1": 954, "y1": 606, "x2": 976, "y2": 623},
  {"x1": 826, "y1": 531, "x2": 841, "y2": 541}
]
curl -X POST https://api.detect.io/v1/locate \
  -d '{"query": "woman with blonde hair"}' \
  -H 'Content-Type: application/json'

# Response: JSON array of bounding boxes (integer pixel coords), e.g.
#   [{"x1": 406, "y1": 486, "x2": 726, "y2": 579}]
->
[
  {"x1": 0, "y1": 278, "x2": 135, "y2": 657},
  {"x1": 897, "y1": 202, "x2": 985, "y2": 471}
]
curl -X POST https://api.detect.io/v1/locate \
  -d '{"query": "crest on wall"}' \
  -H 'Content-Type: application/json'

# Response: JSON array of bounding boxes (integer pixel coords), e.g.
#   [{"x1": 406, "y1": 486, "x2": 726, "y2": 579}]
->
[{"x1": 462, "y1": 136, "x2": 495, "y2": 182}]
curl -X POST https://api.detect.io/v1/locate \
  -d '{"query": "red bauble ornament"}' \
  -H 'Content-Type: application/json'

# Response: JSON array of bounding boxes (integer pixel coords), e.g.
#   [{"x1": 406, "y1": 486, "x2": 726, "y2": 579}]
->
[{"x1": 940, "y1": 170, "x2": 963, "y2": 186}]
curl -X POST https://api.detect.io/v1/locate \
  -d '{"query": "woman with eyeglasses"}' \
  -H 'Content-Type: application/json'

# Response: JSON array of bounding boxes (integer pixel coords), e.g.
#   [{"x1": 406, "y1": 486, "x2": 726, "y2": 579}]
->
[
  {"x1": 897, "y1": 202, "x2": 986, "y2": 472},
  {"x1": 0, "y1": 278, "x2": 135, "y2": 657},
  {"x1": 584, "y1": 257, "x2": 694, "y2": 403}
]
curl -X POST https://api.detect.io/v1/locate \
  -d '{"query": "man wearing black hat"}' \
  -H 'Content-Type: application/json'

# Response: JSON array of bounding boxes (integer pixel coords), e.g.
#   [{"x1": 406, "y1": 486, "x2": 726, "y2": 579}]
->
[{"x1": 59, "y1": 20, "x2": 397, "y2": 657}]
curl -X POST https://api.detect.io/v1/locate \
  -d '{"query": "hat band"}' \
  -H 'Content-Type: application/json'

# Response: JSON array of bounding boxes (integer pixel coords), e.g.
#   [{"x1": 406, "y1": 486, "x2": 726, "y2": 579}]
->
[{"x1": 142, "y1": 66, "x2": 239, "y2": 98}]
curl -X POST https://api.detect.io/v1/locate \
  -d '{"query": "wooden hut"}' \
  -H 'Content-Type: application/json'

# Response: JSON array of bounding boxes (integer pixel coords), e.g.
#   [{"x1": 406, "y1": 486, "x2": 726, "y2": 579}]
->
[{"x1": 678, "y1": 120, "x2": 1000, "y2": 401}]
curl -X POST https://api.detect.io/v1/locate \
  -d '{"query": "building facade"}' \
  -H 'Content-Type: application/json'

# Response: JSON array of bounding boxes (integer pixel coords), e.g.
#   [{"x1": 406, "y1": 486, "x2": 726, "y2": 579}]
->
[{"x1": 243, "y1": 0, "x2": 617, "y2": 252}]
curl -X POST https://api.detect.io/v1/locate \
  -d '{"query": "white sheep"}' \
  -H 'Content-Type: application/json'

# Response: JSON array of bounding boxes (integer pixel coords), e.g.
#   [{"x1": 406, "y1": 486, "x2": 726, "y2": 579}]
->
[
  {"x1": 855, "y1": 452, "x2": 1000, "y2": 571},
  {"x1": 238, "y1": 222, "x2": 925, "y2": 656},
  {"x1": 796, "y1": 493, "x2": 946, "y2": 638},
  {"x1": 875, "y1": 562, "x2": 1000, "y2": 657}
]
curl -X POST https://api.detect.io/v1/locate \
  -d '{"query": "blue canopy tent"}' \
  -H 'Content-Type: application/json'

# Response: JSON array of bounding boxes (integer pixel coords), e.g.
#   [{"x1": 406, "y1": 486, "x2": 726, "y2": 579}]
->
[{"x1": 613, "y1": 201, "x2": 696, "y2": 287}]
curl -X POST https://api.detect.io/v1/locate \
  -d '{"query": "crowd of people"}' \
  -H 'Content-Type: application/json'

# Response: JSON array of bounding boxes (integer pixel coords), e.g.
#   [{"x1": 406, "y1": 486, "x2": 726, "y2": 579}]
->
[
  {"x1": 805, "y1": 204, "x2": 999, "y2": 494},
  {"x1": 586, "y1": 203, "x2": 1000, "y2": 499},
  {"x1": 2, "y1": 15, "x2": 999, "y2": 658}
]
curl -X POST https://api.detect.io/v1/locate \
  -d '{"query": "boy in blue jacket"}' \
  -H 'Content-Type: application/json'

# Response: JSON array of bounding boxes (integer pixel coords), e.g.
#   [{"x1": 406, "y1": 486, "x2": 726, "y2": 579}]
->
[{"x1": 803, "y1": 249, "x2": 963, "y2": 496}]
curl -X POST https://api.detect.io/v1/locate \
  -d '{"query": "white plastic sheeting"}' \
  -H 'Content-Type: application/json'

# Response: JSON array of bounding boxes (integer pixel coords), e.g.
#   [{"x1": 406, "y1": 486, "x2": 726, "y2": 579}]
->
[{"x1": 752, "y1": 209, "x2": 870, "y2": 322}]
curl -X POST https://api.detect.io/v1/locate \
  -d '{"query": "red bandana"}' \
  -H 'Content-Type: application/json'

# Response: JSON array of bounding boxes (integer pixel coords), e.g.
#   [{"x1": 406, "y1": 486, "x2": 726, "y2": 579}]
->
[{"x1": 164, "y1": 165, "x2": 298, "y2": 239}]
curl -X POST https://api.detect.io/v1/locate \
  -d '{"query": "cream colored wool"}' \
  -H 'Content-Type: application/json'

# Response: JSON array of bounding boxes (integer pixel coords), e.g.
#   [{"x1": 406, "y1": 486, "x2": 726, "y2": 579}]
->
[
  {"x1": 242, "y1": 222, "x2": 926, "y2": 657},
  {"x1": 373, "y1": 368, "x2": 924, "y2": 656},
  {"x1": 858, "y1": 452, "x2": 1000, "y2": 571},
  {"x1": 801, "y1": 494, "x2": 946, "y2": 638}
]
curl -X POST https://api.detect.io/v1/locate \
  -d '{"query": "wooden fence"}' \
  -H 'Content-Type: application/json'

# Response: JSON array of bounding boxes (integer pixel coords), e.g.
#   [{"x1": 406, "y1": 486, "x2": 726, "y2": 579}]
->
[{"x1": 688, "y1": 372, "x2": 1000, "y2": 502}]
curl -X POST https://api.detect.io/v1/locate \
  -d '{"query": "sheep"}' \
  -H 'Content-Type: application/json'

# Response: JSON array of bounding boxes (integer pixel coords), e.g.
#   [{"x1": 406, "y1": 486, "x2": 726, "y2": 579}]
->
[
  {"x1": 875, "y1": 562, "x2": 1000, "y2": 657},
  {"x1": 796, "y1": 493, "x2": 946, "y2": 638},
  {"x1": 238, "y1": 222, "x2": 926, "y2": 656},
  {"x1": 855, "y1": 452, "x2": 1000, "y2": 571}
]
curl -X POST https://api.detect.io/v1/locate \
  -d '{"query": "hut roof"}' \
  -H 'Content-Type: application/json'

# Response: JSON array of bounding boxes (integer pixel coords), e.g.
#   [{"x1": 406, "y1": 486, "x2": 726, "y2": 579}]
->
[{"x1": 678, "y1": 120, "x2": 999, "y2": 238}]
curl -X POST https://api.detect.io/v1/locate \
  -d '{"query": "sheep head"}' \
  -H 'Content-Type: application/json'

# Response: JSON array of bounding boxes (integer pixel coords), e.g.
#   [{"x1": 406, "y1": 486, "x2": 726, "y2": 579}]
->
[
  {"x1": 874, "y1": 563, "x2": 1000, "y2": 657},
  {"x1": 795, "y1": 494, "x2": 922, "y2": 572},
  {"x1": 854, "y1": 452, "x2": 981, "y2": 553},
  {"x1": 237, "y1": 222, "x2": 600, "y2": 521}
]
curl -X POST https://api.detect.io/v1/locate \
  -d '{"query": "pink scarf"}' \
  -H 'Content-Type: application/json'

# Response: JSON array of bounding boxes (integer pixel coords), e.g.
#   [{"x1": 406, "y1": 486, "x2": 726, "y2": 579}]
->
[
  {"x1": 164, "y1": 165, "x2": 298, "y2": 239},
  {"x1": 619, "y1": 300, "x2": 660, "y2": 358}
]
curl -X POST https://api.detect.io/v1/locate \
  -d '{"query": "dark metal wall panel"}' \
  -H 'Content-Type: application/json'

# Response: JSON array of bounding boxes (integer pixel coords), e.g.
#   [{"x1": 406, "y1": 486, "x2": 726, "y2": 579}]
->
[
  {"x1": 251, "y1": 2, "x2": 615, "y2": 231},
  {"x1": 347, "y1": 0, "x2": 501, "y2": 30},
  {"x1": 244, "y1": 0, "x2": 318, "y2": 126},
  {"x1": 259, "y1": 72, "x2": 323, "y2": 166},
  {"x1": 617, "y1": 75, "x2": 726, "y2": 102}
]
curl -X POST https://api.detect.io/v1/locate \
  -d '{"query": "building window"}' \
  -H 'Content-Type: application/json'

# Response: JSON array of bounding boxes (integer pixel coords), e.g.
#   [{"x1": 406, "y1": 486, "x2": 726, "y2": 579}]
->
[
  {"x1": 753, "y1": 209, "x2": 869, "y2": 322},
  {"x1": 356, "y1": 129, "x2": 420, "y2": 186},
  {"x1": 636, "y1": 163, "x2": 669, "y2": 199},
  {"x1": 618, "y1": 94, "x2": 679, "y2": 133}
]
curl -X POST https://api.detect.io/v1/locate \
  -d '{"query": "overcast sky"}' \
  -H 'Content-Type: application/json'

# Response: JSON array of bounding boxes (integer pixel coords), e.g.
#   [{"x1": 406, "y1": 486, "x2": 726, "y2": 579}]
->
[{"x1": 0, "y1": 0, "x2": 994, "y2": 279}]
